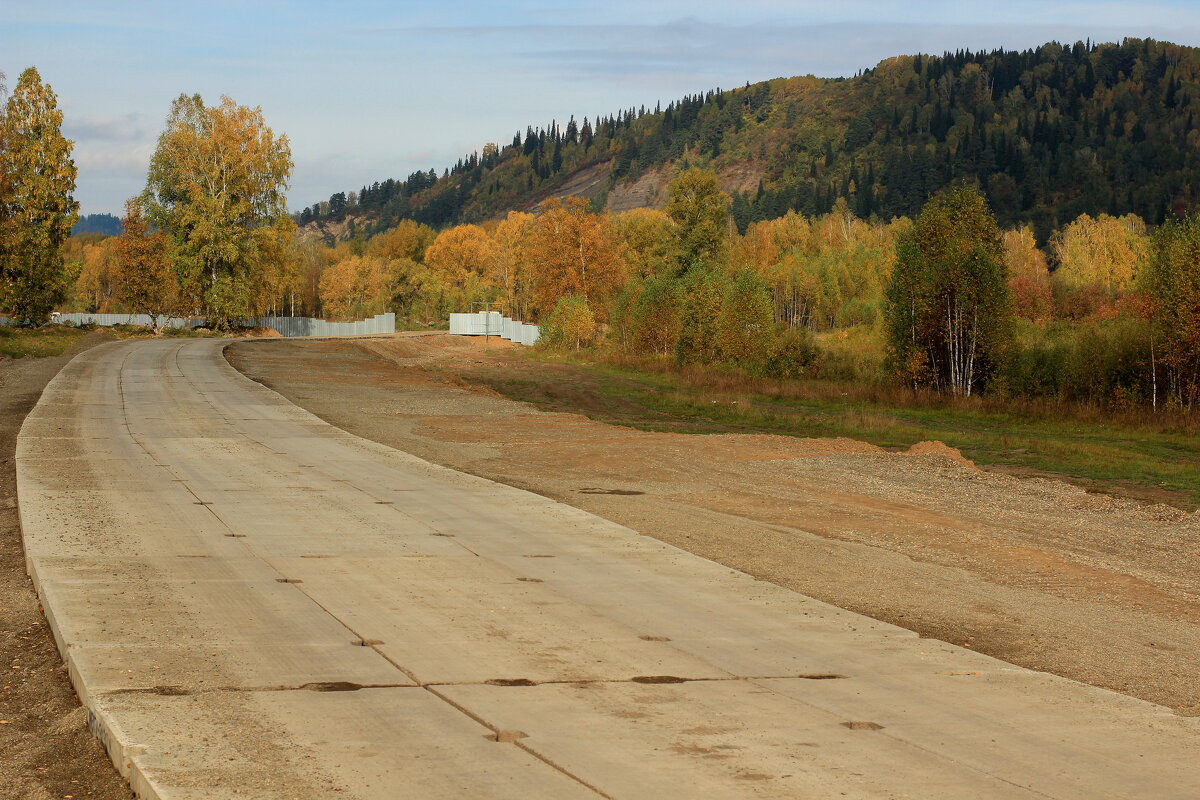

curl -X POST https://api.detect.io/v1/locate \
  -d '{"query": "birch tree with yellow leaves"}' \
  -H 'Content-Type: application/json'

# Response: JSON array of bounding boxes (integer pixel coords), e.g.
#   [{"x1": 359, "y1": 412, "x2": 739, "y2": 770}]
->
[{"x1": 143, "y1": 94, "x2": 293, "y2": 327}]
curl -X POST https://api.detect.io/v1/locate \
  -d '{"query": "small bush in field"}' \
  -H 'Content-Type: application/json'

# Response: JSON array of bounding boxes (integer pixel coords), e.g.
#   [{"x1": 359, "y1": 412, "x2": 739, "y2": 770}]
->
[
  {"x1": 538, "y1": 295, "x2": 596, "y2": 350},
  {"x1": 627, "y1": 277, "x2": 682, "y2": 356},
  {"x1": 764, "y1": 326, "x2": 819, "y2": 378},
  {"x1": 715, "y1": 270, "x2": 776, "y2": 375}
]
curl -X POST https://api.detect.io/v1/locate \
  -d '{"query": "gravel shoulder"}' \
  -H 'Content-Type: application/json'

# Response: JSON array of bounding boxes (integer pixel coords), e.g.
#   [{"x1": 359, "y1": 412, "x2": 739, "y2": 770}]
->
[
  {"x1": 1, "y1": 331, "x2": 133, "y2": 800},
  {"x1": 228, "y1": 334, "x2": 1200, "y2": 716}
]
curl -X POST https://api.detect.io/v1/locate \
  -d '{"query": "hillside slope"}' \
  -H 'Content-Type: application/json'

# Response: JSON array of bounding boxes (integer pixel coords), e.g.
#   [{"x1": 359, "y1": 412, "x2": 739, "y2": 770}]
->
[{"x1": 301, "y1": 38, "x2": 1200, "y2": 240}]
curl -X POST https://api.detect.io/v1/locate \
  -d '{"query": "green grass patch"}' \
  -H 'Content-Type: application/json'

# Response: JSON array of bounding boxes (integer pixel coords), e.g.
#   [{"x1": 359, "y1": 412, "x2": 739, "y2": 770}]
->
[
  {"x1": 476, "y1": 350, "x2": 1200, "y2": 509},
  {"x1": 0, "y1": 325, "x2": 88, "y2": 359}
]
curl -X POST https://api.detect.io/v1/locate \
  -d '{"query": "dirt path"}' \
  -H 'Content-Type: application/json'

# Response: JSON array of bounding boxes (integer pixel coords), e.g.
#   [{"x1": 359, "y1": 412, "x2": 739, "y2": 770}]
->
[
  {"x1": 1, "y1": 331, "x2": 133, "y2": 800},
  {"x1": 227, "y1": 334, "x2": 1200, "y2": 716}
]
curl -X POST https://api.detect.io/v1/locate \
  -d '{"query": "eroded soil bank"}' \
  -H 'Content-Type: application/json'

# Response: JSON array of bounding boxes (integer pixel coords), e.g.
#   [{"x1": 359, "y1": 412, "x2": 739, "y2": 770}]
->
[{"x1": 227, "y1": 334, "x2": 1200, "y2": 716}]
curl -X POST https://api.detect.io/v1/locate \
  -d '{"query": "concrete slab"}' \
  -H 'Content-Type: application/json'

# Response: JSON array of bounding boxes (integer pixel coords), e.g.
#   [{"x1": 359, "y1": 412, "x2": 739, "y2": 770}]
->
[
  {"x1": 92, "y1": 687, "x2": 595, "y2": 799},
  {"x1": 436, "y1": 680, "x2": 1032, "y2": 799}
]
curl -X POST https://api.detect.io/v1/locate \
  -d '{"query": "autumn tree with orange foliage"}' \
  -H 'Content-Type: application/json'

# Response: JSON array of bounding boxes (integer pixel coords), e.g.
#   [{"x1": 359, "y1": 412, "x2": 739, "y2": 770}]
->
[
  {"x1": 366, "y1": 219, "x2": 436, "y2": 264},
  {"x1": 1002, "y1": 226, "x2": 1053, "y2": 321},
  {"x1": 490, "y1": 211, "x2": 534, "y2": 317},
  {"x1": 319, "y1": 255, "x2": 392, "y2": 321},
  {"x1": 424, "y1": 224, "x2": 494, "y2": 284},
  {"x1": 526, "y1": 196, "x2": 625, "y2": 320},
  {"x1": 423, "y1": 223, "x2": 497, "y2": 312},
  {"x1": 67, "y1": 236, "x2": 119, "y2": 313},
  {"x1": 114, "y1": 198, "x2": 176, "y2": 330}
]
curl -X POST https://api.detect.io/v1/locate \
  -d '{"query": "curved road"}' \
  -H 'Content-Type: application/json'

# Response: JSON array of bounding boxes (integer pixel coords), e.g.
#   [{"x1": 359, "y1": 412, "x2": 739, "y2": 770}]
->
[{"x1": 16, "y1": 338, "x2": 1200, "y2": 798}]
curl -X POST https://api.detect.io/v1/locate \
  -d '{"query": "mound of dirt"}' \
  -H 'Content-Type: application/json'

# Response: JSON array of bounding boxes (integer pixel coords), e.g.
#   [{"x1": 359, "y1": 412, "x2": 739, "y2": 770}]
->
[{"x1": 905, "y1": 440, "x2": 979, "y2": 470}]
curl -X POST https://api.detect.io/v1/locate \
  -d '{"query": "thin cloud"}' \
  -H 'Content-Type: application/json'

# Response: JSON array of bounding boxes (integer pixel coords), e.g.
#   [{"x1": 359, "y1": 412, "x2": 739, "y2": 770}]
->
[
  {"x1": 63, "y1": 112, "x2": 145, "y2": 143},
  {"x1": 400, "y1": 19, "x2": 1200, "y2": 81}
]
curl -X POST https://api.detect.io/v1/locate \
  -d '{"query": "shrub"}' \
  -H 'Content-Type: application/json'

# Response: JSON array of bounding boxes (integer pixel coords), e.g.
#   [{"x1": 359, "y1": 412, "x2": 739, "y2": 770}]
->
[
  {"x1": 764, "y1": 326, "x2": 820, "y2": 378},
  {"x1": 715, "y1": 270, "x2": 776, "y2": 375},
  {"x1": 538, "y1": 295, "x2": 596, "y2": 350},
  {"x1": 626, "y1": 276, "x2": 682, "y2": 356}
]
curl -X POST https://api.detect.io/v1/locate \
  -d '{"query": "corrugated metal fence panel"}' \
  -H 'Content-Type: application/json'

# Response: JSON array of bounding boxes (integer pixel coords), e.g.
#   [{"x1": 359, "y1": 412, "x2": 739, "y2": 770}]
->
[
  {"x1": 447, "y1": 311, "x2": 538, "y2": 346},
  {"x1": 449, "y1": 313, "x2": 470, "y2": 334},
  {"x1": 233, "y1": 313, "x2": 396, "y2": 338},
  {"x1": 38, "y1": 312, "x2": 396, "y2": 338},
  {"x1": 454, "y1": 311, "x2": 502, "y2": 335},
  {"x1": 54, "y1": 313, "x2": 202, "y2": 329}
]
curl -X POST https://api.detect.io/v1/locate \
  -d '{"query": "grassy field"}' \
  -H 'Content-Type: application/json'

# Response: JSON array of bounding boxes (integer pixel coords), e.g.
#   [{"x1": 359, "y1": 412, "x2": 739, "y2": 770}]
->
[
  {"x1": 474, "y1": 351, "x2": 1200, "y2": 509},
  {"x1": 0, "y1": 326, "x2": 88, "y2": 359}
]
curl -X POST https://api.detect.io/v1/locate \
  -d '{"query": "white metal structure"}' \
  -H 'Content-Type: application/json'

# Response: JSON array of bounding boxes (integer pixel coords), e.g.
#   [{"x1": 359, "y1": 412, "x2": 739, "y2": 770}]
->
[{"x1": 450, "y1": 311, "x2": 538, "y2": 345}]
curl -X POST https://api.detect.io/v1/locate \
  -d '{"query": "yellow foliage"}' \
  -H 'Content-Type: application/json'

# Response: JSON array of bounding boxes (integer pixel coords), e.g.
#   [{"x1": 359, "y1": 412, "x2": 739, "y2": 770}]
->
[
  {"x1": 726, "y1": 208, "x2": 896, "y2": 330},
  {"x1": 610, "y1": 208, "x2": 672, "y2": 278},
  {"x1": 491, "y1": 211, "x2": 535, "y2": 314},
  {"x1": 366, "y1": 219, "x2": 436, "y2": 263},
  {"x1": 424, "y1": 224, "x2": 496, "y2": 288},
  {"x1": 1003, "y1": 226, "x2": 1053, "y2": 321},
  {"x1": 1051, "y1": 213, "x2": 1147, "y2": 292},
  {"x1": 70, "y1": 237, "x2": 120, "y2": 312},
  {"x1": 318, "y1": 255, "x2": 392, "y2": 321}
]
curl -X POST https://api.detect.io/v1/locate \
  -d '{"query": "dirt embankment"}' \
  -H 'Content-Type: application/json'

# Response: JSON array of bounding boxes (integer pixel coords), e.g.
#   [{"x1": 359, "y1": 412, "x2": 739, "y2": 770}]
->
[
  {"x1": 1, "y1": 332, "x2": 134, "y2": 799},
  {"x1": 227, "y1": 334, "x2": 1200, "y2": 717}
]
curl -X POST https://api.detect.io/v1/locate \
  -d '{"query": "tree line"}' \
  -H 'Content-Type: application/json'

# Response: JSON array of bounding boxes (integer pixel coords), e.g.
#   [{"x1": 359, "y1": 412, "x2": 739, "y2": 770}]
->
[{"x1": 243, "y1": 167, "x2": 1200, "y2": 413}]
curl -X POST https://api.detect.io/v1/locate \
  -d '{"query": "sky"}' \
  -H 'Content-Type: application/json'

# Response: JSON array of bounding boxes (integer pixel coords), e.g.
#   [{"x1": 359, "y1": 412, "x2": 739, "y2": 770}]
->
[{"x1": 4, "y1": 1, "x2": 1200, "y2": 217}]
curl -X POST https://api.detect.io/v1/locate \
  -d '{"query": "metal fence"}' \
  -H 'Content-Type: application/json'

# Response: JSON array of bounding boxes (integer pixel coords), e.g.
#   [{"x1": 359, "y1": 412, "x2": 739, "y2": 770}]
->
[
  {"x1": 0, "y1": 312, "x2": 396, "y2": 338},
  {"x1": 448, "y1": 312, "x2": 539, "y2": 345},
  {"x1": 243, "y1": 313, "x2": 395, "y2": 337}
]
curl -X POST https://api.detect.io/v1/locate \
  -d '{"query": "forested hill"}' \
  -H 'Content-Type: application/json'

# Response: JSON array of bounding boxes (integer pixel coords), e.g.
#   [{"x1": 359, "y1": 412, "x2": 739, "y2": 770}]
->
[{"x1": 300, "y1": 38, "x2": 1200, "y2": 241}]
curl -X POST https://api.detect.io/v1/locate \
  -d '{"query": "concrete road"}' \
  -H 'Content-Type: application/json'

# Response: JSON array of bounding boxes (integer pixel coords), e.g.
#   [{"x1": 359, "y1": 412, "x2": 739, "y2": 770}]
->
[{"x1": 17, "y1": 339, "x2": 1200, "y2": 799}]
